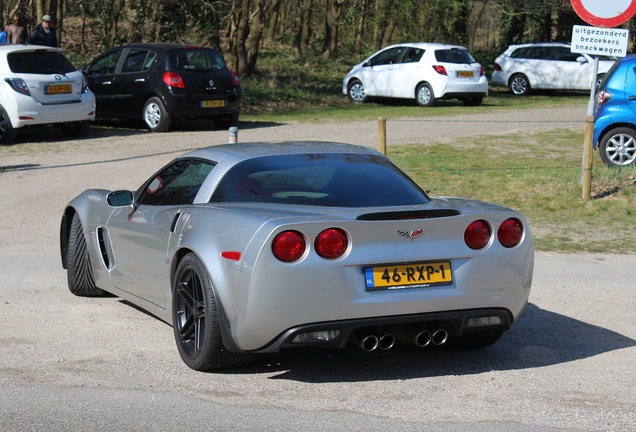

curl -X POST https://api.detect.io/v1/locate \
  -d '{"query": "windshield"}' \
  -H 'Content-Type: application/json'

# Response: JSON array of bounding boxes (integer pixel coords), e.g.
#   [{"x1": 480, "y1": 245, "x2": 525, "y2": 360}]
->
[
  {"x1": 211, "y1": 153, "x2": 429, "y2": 207},
  {"x1": 166, "y1": 48, "x2": 227, "y2": 72}
]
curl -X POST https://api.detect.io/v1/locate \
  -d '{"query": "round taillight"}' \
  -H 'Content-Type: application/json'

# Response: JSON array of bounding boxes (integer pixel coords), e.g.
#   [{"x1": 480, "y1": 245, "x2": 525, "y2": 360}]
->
[
  {"x1": 464, "y1": 220, "x2": 491, "y2": 250},
  {"x1": 315, "y1": 228, "x2": 348, "y2": 259},
  {"x1": 498, "y1": 218, "x2": 523, "y2": 248},
  {"x1": 272, "y1": 231, "x2": 306, "y2": 262}
]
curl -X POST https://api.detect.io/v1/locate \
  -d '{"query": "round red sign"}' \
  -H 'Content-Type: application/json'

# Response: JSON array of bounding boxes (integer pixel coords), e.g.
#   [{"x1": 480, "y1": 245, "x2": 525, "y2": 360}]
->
[{"x1": 571, "y1": 0, "x2": 636, "y2": 27}]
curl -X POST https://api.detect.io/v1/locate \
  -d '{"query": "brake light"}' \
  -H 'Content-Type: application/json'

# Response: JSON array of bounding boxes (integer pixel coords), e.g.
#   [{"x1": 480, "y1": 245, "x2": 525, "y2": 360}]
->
[
  {"x1": 5, "y1": 78, "x2": 30, "y2": 96},
  {"x1": 480, "y1": 65, "x2": 485, "y2": 76},
  {"x1": 596, "y1": 89, "x2": 612, "y2": 105},
  {"x1": 432, "y1": 65, "x2": 447, "y2": 75},
  {"x1": 163, "y1": 71, "x2": 185, "y2": 89},
  {"x1": 464, "y1": 220, "x2": 491, "y2": 250},
  {"x1": 497, "y1": 218, "x2": 523, "y2": 248},
  {"x1": 232, "y1": 71, "x2": 241, "y2": 88},
  {"x1": 315, "y1": 228, "x2": 348, "y2": 259},
  {"x1": 272, "y1": 230, "x2": 306, "y2": 262},
  {"x1": 493, "y1": 63, "x2": 503, "y2": 71}
]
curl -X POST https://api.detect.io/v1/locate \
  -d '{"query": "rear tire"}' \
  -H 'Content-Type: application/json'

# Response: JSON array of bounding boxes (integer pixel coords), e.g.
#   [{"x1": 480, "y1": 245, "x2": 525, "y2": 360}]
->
[
  {"x1": 415, "y1": 83, "x2": 435, "y2": 107},
  {"x1": 509, "y1": 74, "x2": 530, "y2": 95},
  {"x1": 172, "y1": 253, "x2": 252, "y2": 371},
  {"x1": 599, "y1": 127, "x2": 636, "y2": 167},
  {"x1": 143, "y1": 97, "x2": 172, "y2": 132},
  {"x1": 67, "y1": 213, "x2": 105, "y2": 296},
  {"x1": 0, "y1": 106, "x2": 18, "y2": 144}
]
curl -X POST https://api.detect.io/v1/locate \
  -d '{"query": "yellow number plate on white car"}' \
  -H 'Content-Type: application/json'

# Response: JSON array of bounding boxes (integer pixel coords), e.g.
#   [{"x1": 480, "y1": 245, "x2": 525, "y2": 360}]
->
[
  {"x1": 201, "y1": 100, "x2": 226, "y2": 108},
  {"x1": 364, "y1": 261, "x2": 452, "y2": 290},
  {"x1": 45, "y1": 84, "x2": 72, "y2": 94},
  {"x1": 457, "y1": 71, "x2": 474, "y2": 78}
]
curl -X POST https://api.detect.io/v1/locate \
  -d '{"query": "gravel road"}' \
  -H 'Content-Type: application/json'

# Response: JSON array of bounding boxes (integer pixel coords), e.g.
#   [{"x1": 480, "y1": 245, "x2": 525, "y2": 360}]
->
[{"x1": 1, "y1": 104, "x2": 634, "y2": 431}]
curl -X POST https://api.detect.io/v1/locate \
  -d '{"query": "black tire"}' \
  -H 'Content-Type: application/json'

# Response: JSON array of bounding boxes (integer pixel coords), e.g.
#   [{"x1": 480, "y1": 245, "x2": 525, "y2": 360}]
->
[
  {"x1": 67, "y1": 213, "x2": 105, "y2": 297},
  {"x1": 143, "y1": 97, "x2": 172, "y2": 132},
  {"x1": 441, "y1": 328, "x2": 505, "y2": 350},
  {"x1": 172, "y1": 253, "x2": 252, "y2": 371},
  {"x1": 415, "y1": 83, "x2": 435, "y2": 107},
  {"x1": 347, "y1": 80, "x2": 367, "y2": 103},
  {"x1": 509, "y1": 74, "x2": 530, "y2": 95},
  {"x1": 213, "y1": 112, "x2": 239, "y2": 130},
  {"x1": 462, "y1": 96, "x2": 484, "y2": 106},
  {"x1": 599, "y1": 127, "x2": 636, "y2": 167},
  {"x1": 59, "y1": 121, "x2": 91, "y2": 137},
  {"x1": 0, "y1": 105, "x2": 18, "y2": 145}
]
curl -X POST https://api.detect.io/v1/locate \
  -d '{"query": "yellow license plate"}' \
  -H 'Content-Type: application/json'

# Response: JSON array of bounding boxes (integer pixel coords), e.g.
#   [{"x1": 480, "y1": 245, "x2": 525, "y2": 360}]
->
[
  {"x1": 45, "y1": 84, "x2": 72, "y2": 94},
  {"x1": 364, "y1": 261, "x2": 452, "y2": 290},
  {"x1": 201, "y1": 100, "x2": 226, "y2": 108},
  {"x1": 457, "y1": 71, "x2": 474, "y2": 78}
]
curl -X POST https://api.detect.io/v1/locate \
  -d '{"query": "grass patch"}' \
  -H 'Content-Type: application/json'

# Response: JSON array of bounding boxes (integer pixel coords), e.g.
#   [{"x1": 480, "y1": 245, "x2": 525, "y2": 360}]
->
[{"x1": 388, "y1": 130, "x2": 636, "y2": 254}]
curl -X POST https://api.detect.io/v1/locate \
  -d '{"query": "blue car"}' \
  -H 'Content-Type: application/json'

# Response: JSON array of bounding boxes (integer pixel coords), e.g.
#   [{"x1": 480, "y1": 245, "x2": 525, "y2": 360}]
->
[{"x1": 594, "y1": 54, "x2": 636, "y2": 167}]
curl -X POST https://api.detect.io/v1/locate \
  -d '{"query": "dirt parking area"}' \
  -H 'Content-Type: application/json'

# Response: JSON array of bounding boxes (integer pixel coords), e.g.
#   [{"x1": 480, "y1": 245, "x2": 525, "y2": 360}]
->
[{"x1": 1, "y1": 107, "x2": 634, "y2": 431}]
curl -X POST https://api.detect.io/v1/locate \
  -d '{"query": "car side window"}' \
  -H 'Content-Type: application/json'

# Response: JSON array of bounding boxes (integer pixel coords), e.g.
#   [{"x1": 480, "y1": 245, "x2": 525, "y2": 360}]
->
[
  {"x1": 138, "y1": 159, "x2": 215, "y2": 206},
  {"x1": 552, "y1": 47, "x2": 579, "y2": 62},
  {"x1": 121, "y1": 49, "x2": 156, "y2": 73},
  {"x1": 403, "y1": 48, "x2": 424, "y2": 63},
  {"x1": 87, "y1": 50, "x2": 122, "y2": 75},
  {"x1": 369, "y1": 47, "x2": 405, "y2": 66}
]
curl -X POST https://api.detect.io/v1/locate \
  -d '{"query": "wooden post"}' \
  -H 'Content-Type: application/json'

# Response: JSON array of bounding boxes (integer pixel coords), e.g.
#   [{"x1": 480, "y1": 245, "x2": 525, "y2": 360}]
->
[
  {"x1": 378, "y1": 117, "x2": 386, "y2": 155},
  {"x1": 582, "y1": 115, "x2": 594, "y2": 201}
]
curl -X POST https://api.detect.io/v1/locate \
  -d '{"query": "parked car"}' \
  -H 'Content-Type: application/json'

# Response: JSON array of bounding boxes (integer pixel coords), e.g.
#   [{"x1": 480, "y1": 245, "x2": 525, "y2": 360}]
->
[
  {"x1": 84, "y1": 43, "x2": 242, "y2": 132},
  {"x1": 342, "y1": 43, "x2": 488, "y2": 107},
  {"x1": 60, "y1": 141, "x2": 534, "y2": 371},
  {"x1": 0, "y1": 45, "x2": 95, "y2": 144},
  {"x1": 594, "y1": 54, "x2": 636, "y2": 167},
  {"x1": 492, "y1": 42, "x2": 616, "y2": 95}
]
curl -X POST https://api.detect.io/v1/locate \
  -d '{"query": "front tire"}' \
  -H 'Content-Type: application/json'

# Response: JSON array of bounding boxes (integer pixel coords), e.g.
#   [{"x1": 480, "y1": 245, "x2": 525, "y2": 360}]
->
[
  {"x1": 0, "y1": 105, "x2": 18, "y2": 144},
  {"x1": 143, "y1": 97, "x2": 172, "y2": 132},
  {"x1": 599, "y1": 127, "x2": 636, "y2": 167},
  {"x1": 67, "y1": 213, "x2": 105, "y2": 296},
  {"x1": 172, "y1": 253, "x2": 251, "y2": 371},
  {"x1": 509, "y1": 74, "x2": 530, "y2": 95},
  {"x1": 415, "y1": 83, "x2": 435, "y2": 107},
  {"x1": 347, "y1": 80, "x2": 367, "y2": 103}
]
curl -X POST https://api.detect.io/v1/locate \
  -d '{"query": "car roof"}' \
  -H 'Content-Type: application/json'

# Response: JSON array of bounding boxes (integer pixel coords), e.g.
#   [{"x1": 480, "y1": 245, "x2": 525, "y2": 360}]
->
[
  {"x1": 180, "y1": 141, "x2": 380, "y2": 163},
  {"x1": 507, "y1": 42, "x2": 570, "y2": 49},
  {"x1": 385, "y1": 42, "x2": 468, "y2": 51},
  {"x1": 0, "y1": 45, "x2": 62, "y2": 54},
  {"x1": 106, "y1": 43, "x2": 213, "y2": 52}
]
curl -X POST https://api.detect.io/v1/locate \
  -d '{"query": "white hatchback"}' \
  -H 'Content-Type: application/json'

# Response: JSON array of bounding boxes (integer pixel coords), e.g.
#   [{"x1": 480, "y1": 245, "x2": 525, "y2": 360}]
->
[
  {"x1": 492, "y1": 42, "x2": 616, "y2": 95},
  {"x1": 0, "y1": 45, "x2": 95, "y2": 144},
  {"x1": 342, "y1": 43, "x2": 488, "y2": 107}
]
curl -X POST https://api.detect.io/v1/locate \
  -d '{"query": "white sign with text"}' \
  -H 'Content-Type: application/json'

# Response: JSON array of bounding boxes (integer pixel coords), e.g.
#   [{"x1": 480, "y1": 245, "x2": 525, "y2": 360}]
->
[{"x1": 571, "y1": 25, "x2": 629, "y2": 57}]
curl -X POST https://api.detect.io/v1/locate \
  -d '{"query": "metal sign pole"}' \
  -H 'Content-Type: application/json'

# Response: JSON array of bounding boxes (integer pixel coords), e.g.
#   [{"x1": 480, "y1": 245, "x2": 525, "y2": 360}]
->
[{"x1": 581, "y1": 57, "x2": 599, "y2": 201}]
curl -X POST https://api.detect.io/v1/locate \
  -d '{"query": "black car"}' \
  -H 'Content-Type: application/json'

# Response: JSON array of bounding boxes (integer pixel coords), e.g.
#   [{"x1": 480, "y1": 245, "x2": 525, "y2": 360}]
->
[{"x1": 84, "y1": 43, "x2": 242, "y2": 132}]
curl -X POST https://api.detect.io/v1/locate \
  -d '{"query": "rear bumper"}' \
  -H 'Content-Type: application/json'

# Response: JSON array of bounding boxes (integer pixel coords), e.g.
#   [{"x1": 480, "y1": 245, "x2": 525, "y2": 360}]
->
[
  {"x1": 231, "y1": 307, "x2": 514, "y2": 353},
  {"x1": 163, "y1": 90, "x2": 242, "y2": 120},
  {"x1": 9, "y1": 94, "x2": 96, "y2": 128}
]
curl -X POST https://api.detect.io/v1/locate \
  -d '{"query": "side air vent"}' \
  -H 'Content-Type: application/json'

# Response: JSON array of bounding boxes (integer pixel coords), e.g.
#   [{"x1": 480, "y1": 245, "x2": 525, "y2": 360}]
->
[
  {"x1": 96, "y1": 227, "x2": 113, "y2": 270},
  {"x1": 356, "y1": 209, "x2": 461, "y2": 221}
]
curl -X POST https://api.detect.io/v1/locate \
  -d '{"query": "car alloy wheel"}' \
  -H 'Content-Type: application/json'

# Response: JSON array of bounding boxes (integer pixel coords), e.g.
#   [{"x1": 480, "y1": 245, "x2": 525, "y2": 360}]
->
[
  {"x1": 510, "y1": 74, "x2": 530, "y2": 95},
  {"x1": 599, "y1": 127, "x2": 636, "y2": 167},
  {"x1": 143, "y1": 97, "x2": 172, "y2": 132}
]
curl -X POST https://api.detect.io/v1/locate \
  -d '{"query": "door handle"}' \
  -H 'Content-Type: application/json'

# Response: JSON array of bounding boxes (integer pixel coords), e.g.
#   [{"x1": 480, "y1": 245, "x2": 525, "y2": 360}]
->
[
  {"x1": 629, "y1": 96, "x2": 636, "y2": 101},
  {"x1": 135, "y1": 78, "x2": 146, "y2": 82},
  {"x1": 102, "y1": 81, "x2": 112, "y2": 85}
]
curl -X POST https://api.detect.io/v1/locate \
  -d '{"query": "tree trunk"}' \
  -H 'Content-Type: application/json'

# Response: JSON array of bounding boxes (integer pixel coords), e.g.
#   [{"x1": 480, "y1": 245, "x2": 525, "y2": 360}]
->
[
  {"x1": 235, "y1": 0, "x2": 251, "y2": 76},
  {"x1": 322, "y1": 0, "x2": 340, "y2": 59},
  {"x1": 266, "y1": 0, "x2": 282, "y2": 44},
  {"x1": 246, "y1": 0, "x2": 265, "y2": 74}
]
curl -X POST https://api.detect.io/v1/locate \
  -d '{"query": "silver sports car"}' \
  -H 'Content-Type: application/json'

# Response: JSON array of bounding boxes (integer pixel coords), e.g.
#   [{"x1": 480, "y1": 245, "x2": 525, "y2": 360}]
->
[{"x1": 60, "y1": 141, "x2": 533, "y2": 371}]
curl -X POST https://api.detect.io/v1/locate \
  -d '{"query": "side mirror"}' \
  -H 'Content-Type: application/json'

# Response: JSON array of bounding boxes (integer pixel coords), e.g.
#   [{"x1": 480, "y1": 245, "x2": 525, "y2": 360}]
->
[
  {"x1": 576, "y1": 56, "x2": 588, "y2": 64},
  {"x1": 107, "y1": 190, "x2": 135, "y2": 214}
]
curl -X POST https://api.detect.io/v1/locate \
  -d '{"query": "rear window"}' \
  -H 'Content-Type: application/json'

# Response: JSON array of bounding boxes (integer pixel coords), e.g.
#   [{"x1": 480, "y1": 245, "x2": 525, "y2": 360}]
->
[
  {"x1": 166, "y1": 48, "x2": 226, "y2": 72},
  {"x1": 7, "y1": 51, "x2": 77, "y2": 74},
  {"x1": 434, "y1": 49, "x2": 476, "y2": 64},
  {"x1": 211, "y1": 153, "x2": 429, "y2": 207}
]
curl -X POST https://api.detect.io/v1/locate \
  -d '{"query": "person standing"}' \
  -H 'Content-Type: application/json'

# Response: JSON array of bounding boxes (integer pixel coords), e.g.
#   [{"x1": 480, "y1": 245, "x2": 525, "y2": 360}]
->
[
  {"x1": 6, "y1": 13, "x2": 27, "y2": 44},
  {"x1": 0, "y1": 23, "x2": 8, "y2": 44},
  {"x1": 28, "y1": 14, "x2": 58, "y2": 47}
]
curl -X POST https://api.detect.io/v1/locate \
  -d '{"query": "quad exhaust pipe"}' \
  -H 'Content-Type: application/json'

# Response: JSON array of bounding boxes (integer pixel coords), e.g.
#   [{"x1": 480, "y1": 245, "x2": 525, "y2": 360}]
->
[{"x1": 353, "y1": 328, "x2": 447, "y2": 351}]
